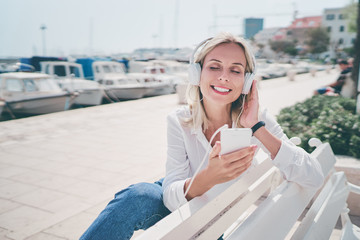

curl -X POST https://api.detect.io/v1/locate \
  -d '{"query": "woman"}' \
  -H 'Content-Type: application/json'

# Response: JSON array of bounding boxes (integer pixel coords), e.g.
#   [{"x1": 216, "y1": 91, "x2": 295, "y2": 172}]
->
[
  {"x1": 80, "y1": 32, "x2": 324, "y2": 240},
  {"x1": 162, "y1": 32, "x2": 324, "y2": 211}
]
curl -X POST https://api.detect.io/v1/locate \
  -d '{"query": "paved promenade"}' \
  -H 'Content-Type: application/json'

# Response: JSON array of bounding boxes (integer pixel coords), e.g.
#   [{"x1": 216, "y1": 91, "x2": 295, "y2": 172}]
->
[{"x1": 0, "y1": 70, "x2": 351, "y2": 239}]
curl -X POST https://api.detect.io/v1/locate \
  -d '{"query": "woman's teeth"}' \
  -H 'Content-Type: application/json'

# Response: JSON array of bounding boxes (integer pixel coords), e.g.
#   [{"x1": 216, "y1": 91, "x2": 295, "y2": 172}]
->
[{"x1": 213, "y1": 86, "x2": 230, "y2": 92}]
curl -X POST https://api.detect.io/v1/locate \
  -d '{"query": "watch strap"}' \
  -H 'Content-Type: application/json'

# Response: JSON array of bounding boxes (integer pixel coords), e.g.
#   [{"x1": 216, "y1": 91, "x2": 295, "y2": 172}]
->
[{"x1": 251, "y1": 121, "x2": 265, "y2": 135}]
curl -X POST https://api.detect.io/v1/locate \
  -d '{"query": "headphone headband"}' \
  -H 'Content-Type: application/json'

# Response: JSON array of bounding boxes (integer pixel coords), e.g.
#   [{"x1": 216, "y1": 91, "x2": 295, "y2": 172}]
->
[{"x1": 189, "y1": 37, "x2": 214, "y2": 64}]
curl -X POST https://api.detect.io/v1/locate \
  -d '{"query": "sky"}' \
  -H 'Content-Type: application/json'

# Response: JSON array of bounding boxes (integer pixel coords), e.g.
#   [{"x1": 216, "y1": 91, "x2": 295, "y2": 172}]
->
[{"x1": 0, "y1": 0, "x2": 352, "y2": 58}]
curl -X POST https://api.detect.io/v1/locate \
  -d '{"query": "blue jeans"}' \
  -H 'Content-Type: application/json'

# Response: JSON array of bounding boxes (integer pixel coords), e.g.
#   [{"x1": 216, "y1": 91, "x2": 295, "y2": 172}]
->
[{"x1": 80, "y1": 179, "x2": 171, "y2": 240}]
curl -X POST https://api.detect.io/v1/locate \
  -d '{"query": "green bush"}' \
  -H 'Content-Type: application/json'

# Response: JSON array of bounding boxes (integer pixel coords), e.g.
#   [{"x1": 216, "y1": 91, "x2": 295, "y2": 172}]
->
[{"x1": 277, "y1": 95, "x2": 360, "y2": 158}]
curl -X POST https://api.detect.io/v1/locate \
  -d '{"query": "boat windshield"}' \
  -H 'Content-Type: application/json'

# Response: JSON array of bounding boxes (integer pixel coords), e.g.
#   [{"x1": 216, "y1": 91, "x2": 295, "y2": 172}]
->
[
  {"x1": 24, "y1": 79, "x2": 38, "y2": 92},
  {"x1": 6, "y1": 79, "x2": 23, "y2": 92},
  {"x1": 70, "y1": 66, "x2": 81, "y2": 78},
  {"x1": 113, "y1": 65, "x2": 124, "y2": 74},
  {"x1": 35, "y1": 78, "x2": 62, "y2": 92},
  {"x1": 103, "y1": 65, "x2": 112, "y2": 73},
  {"x1": 54, "y1": 65, "x2": 67, "y2": 77}
]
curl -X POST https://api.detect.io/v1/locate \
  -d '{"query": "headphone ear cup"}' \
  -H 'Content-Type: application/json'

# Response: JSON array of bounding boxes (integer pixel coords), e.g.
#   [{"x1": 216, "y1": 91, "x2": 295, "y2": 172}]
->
[
  {"x1": 188, "y1": 63, "x2": 201, "y2": 86},
  {"x1": 242, "y1": 73, "x2": 254, "y2": 94}
]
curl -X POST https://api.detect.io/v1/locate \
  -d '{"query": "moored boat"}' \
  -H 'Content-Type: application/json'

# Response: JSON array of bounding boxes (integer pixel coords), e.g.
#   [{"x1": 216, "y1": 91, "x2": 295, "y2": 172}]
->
[
  {"x1": 41, "y1": 61, "x2": 104, "y2": 106},
  {"x1": 92, "y1": 61, "x2": 149, "y2": 100},
  {"x1": 0, "y1": 72, "x2": 77, "y2": 116}
]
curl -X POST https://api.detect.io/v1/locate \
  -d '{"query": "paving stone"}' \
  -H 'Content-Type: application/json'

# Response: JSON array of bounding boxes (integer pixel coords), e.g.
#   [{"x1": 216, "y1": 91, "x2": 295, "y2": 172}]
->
[
  {"x1": 43, "y1": 212, "x2": 97, "y2": 240},
  {"x1": 0, "y1": 182, "x2": 38, "y2": 199},
  {"x1": 26, "y1": 232, "x2": 67, "y2": 240},
  {"x1": 12, "y1": 189, "x2": 67, "y2": 211},
  {"x1": 31, "y1": 175, "x2": 79, "y2": 191},
  {"x1": 0, "y1": 206, "x2": 53, "y2": 231},
  {"x1": 0, "y1": 199, "x2": 21, "y2": 215}
]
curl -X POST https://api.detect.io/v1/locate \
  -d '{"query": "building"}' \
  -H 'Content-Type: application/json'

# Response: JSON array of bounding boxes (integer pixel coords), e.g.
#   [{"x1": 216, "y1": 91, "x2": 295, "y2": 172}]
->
[
  {"x1": 286, "y1": 16, "x2": 322, "y2": 47},
  {"x1": 322, "y1": 8, "x2": 356, "y2": 58},
  {"x1": 244, "y1": 18, "x2": 264, "y2": 39}
]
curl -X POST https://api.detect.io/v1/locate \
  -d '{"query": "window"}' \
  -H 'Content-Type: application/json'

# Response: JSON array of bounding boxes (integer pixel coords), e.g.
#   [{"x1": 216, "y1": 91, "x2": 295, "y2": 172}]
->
[
  {"x1": 6, "y1": 79, "x2": 23, "y2": 92},
  {"x1": 23, "y1": 79, "x2": 37, "y2": 92},
  {"x1": 339, "y1": 26, "x2": 345, "y2": 32},
  {"x1": 327, "y1": 26, "x2": 332, "y2": 32},
  {"x1": 103, "y1": 66, "x2": 111, "y2": 73},
  {"x1": 36, "y1": 78, "x2": 60, "y2": 91},
  {"x1": 309, "y1": 21, "x2": 315, "y2": 26},
  {"x1": 105, "y1": 80, "x2": 113, "y2": 85},
  {"x1": 339, "y1": 38, "x2": 344, "y2": 44},
  {"x1": 44, "y1": 65, "x2": 50, "y2": 74},
  {"x1": 113, "y1": 65, "x2": 124, "y2": 73},
  {"x1": 54, "y1": 65, "x2": 66, "y2": 77},
  {"x1": 326, "y1": 14, "x2": 335, "y2": 20},
  {"x1": 339, "y1": 14, "x2": 348, "y2": 19},
  {"x1": 296, "y1": 22, "x2": 303, "y2": 27},
  {"x1": 70, "y1": 66, "x2": 81, "y2": 78}
]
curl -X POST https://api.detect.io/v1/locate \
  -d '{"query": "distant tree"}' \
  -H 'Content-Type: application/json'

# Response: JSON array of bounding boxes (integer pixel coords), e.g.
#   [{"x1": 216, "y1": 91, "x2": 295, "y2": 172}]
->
[
  {"x1": 343, "y1": 0, "x2": 358, "y2": 33},
  {"x1": 269, "y1": 40, "x2": 297, "y2": 56},
  {"x1": 306, "y1": 27, "x2": 330, "y2": 54}
]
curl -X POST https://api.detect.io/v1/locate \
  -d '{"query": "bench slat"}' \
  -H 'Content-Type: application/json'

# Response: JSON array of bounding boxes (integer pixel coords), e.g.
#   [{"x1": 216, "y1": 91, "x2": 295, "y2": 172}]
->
[
  {"x1": 225, "y1": 143, "x2": 338, "y2": 240},
  {"x1": 291, "y1": 172, "x2": 349, "y2": 240},
  {"x1": 226, "y1": 181, "x2": 317, "y2": 240},
  {"x1": 196, "y1": 166, "x2": 279, "y2": 240},
  {"x1": 310, "y1": 142, "x2": 336, "y2": 177}
]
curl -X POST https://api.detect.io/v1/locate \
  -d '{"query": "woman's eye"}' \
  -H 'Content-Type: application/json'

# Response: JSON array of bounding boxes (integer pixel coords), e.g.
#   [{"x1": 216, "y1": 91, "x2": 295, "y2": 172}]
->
[
  {"x1": 231, "y1": 70, "x2": 241, "y2": 74},
  {"x1": 210, "y1": 67, "x2": 220, "y2": 70}
]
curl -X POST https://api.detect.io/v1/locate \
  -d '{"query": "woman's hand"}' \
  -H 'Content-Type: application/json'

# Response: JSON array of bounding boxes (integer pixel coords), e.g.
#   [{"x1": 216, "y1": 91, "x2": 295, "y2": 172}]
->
[
  {"x1": 205, "y1": 141, "x2": 257, "y2": 186},
  {"x1": 240, "y1": 80, "x2": 259, "y2": 128}
]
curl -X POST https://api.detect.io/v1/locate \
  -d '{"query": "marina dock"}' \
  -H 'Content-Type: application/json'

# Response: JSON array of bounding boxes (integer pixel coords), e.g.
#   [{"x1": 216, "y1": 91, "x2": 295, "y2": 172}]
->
[{"x1": 0, "y1": 70, "x2": 357, "y2": 239}]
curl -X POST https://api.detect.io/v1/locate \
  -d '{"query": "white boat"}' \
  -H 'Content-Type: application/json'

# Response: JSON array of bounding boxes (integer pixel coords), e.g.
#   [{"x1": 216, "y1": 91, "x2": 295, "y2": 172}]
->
[
  {"x1": 93, "y1": 61, "x2": 151, "y2": 100},
  {"x1": 142, "y1": 65, "x2": 180, "y2": 94},
  {"x1": 0, "y1": 72, "x2": 77, "y2": 115},
  {"x1": 41, "y1": 61, "x2": 104, "y2": 106}
]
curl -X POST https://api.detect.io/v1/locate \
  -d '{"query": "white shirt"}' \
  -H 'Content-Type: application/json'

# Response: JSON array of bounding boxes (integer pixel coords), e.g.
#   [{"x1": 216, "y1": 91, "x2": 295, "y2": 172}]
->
[{"x1": 163, "y1": 107, "x2": 324, "y2": 212}]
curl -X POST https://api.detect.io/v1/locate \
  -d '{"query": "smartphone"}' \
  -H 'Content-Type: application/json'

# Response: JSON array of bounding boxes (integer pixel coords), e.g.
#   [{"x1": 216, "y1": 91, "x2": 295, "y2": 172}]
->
[{"x1": 220, "y1": 128, "x2": 252, "y2": 155}]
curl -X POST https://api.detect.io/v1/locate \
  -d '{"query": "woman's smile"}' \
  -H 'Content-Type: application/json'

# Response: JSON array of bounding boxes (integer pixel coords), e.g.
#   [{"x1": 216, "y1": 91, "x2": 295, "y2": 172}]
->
[{"x1": 211, "y1": 85, "x2": 232, "y2": 95}]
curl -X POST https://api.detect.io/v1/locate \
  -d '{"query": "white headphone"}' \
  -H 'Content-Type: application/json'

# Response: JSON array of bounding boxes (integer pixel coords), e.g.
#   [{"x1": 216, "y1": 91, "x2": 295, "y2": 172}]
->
[{"x1": 188, "y1": 37, "x2": 256, "y2": 95}]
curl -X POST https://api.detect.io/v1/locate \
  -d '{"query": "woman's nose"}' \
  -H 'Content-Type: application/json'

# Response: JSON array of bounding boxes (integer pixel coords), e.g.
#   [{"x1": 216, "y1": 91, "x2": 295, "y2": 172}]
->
[{"x1": 218, "y1": 71, "x2": 229, "y2": 82}]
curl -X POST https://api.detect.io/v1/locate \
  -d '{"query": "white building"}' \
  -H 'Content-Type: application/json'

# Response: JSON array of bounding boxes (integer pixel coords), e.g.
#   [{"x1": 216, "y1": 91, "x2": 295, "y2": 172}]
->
[{"x1": 322, "y1": 8, "x2": 356, "y2": 58}]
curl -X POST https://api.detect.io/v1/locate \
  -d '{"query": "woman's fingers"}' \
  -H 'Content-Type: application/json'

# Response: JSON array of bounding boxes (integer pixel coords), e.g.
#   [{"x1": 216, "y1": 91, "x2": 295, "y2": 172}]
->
[
  {"x1": 220, "y1": 145, "x2": 257, "y2": 164},
  {"x1": 229, "y1": 151, "x2": 254, "y2": 170},
  {"x1": 209, "y1": 141, "x2": 221, "y2": 159}
]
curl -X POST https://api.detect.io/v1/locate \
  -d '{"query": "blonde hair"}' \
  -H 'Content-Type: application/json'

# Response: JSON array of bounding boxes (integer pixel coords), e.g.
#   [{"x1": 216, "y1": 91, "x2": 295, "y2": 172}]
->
[{"x1": 184, "y1": 32, "x2": 256, "y2": 131}]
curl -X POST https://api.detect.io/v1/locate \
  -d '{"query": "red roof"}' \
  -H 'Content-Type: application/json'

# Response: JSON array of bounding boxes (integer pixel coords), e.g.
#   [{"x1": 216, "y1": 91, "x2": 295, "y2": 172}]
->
[{"x1": 288, "y1": 16, "x2": 322, "y2": 29}]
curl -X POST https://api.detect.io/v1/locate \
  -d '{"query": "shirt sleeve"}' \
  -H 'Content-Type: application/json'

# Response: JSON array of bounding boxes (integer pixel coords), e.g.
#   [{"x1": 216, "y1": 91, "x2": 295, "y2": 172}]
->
[
  {"x1": 260, "y1": 109, "x2": 324, "y2": 189},
  {"x1": 162, "y1": 111, "x2": 190, "y2": 211}
]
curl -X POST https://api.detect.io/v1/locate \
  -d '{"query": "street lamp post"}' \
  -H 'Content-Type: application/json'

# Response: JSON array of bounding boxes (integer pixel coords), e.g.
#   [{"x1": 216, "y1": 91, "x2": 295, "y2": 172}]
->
[{"x1": 40, "y1": 24, "x2": 47, "y2": 56}]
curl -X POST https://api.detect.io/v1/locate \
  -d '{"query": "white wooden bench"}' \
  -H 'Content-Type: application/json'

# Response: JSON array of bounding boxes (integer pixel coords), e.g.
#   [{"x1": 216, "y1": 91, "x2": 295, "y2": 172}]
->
[{"x1": 136, "y1": 138, "x2": 360, "y2": 240}]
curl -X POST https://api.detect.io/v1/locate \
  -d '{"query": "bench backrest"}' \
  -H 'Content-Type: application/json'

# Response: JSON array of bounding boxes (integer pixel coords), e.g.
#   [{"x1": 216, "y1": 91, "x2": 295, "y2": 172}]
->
[
  {"x1": 226, "y1": 142, "x2": 347, "y2": 240},
  {"x1": 136, "y1": 141, "x2": 349, "y2": 240}
]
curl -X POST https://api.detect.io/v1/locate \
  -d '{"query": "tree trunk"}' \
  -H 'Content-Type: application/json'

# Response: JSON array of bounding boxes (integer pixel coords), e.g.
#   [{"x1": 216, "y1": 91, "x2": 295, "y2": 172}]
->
[{"x1": 352, "y1": 0, "x2": 360, "y2": 92}]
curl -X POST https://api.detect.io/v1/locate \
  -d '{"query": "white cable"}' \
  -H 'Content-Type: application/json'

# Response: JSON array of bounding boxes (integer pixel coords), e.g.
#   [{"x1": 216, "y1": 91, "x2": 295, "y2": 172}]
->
[
  {"x1": 234, "y1": 94, "x2": 247, "y2": 128},
  {"x1": 184, "y1": 124, "x2": 229, "y2": 198}
]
